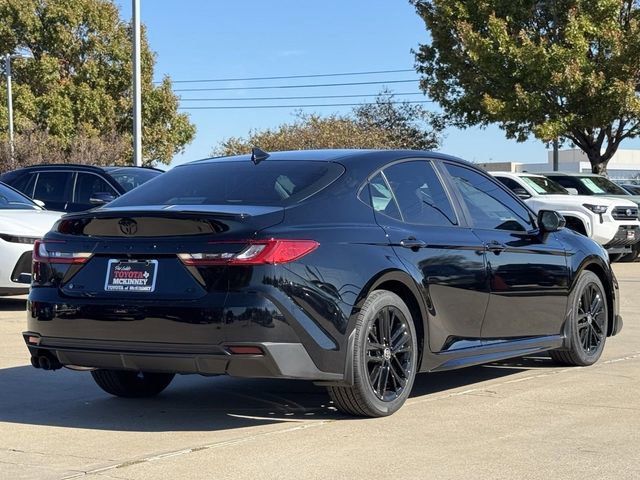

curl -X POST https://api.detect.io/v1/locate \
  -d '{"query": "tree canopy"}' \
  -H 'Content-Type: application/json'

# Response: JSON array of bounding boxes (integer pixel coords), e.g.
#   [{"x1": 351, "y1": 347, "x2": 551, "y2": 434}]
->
[
  {"x1": 214, "y1": 91, "x2": 445, "y2": 156},
  {"x1": 0, "y1": 0, "x2": 195, "y2": 168},
  {"x1": 413, "y1": 0, "x2": 640, "y2": 173}
]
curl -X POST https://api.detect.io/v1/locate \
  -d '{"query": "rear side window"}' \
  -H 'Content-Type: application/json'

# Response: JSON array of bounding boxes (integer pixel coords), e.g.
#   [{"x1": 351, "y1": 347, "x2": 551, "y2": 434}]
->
[
  {"x1": 11, "y1": 173, "x2": 37, "y2": 197},
  {"x1": 33, "y1": 172, "x2": 72, "y2": 203},
  {"x1": 382, "y1": 160, "x2": 457, "y2": 226},
  {"x1": 107, "y1": 161, "x2": 345, "y2": 207},
  {"x1": 366, "y1": 172, "x2": 401, "y2": 220}
]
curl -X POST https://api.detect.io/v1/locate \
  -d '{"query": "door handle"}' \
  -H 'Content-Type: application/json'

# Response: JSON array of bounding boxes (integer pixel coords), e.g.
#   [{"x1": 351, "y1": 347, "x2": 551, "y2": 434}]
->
[
  {"x1": 485, "y1": 240, "x2": 506, "y2": 254},
  {"x1": 400, "y1": 238, "x2": 427, "y2": 249}
]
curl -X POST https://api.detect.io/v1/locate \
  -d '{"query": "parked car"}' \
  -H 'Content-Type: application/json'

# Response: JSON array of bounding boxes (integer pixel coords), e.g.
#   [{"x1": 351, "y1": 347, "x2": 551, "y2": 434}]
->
[
  {"x1": 0, "y1": 164, "x2": 163, "y2": 212},
  {"x1": 492, "y1": 172, "x2": 640, "y2": 259},
  {"x1": 25, "y1": 150, "x2": 622, "y2": 417},
  {"x1": 620, "y1": 184, "x2": 640, "y2": 195},
  {"x1": 541, "y1": 172, "x2": 640, "y2": 261},
  {"x1": 0, "y1": 182, "x2": 61, "y2": 295}
]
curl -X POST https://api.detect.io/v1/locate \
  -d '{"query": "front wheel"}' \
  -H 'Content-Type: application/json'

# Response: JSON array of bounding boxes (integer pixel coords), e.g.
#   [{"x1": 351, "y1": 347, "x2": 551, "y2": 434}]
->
[
  {"x1": 549, "y1": 271, "x2": 608, "y2": 366},
  {"x1": 91, "y1": 369, "x2": 175, "y2": 398},
  {"x1": 328, "y1": 290, "x2": 418, "y2": 417}
]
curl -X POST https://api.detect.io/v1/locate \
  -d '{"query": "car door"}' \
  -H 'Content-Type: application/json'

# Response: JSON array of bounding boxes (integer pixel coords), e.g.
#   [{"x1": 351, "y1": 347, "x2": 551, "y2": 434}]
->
[
  {"x1": 442, "y1": 162, "x2": 570, "y2": 339},
  {"x1": 32, "y1": 171, "x2": 74, "y2": 212},
  {"x1": 69, "y1": 172, "x2": 119, "y2": 212},
  {"x1": 365, "y1": 159, "x2": 489, "y2": 353}
]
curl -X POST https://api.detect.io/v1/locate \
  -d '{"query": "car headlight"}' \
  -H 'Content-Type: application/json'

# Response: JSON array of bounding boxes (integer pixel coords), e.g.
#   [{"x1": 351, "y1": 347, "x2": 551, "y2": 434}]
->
[
  {"x1": 583, "y1": 204, "x2": 608, "y2": 214},
  {"x1": 0, "y1": 234, "x2": 39, "y2": 244}
]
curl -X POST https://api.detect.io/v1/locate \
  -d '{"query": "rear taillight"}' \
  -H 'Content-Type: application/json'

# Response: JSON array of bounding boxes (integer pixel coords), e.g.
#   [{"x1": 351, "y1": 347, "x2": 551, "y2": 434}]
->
[
  {"x1": 178, "y1": 239, "x2": 319, "y2": 266},
  {"x1": 33, "y1": 239, "x2": 92, "y2": 264}
]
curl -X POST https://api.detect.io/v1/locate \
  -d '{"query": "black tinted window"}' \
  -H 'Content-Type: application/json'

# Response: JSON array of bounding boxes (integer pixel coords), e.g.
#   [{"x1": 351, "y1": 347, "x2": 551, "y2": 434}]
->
[
  {"x1": 445, "y1": 164, "x2": 532, "y2": 232},
  {"x1": 75, "y1": 173, "x2": 118, "y2": 204},
  {"x1": 383, "y1": 161, "x2": 456, "y2": 226},
  {"x1": 495, "y1": 176, "x2": 522, "y2": 192},
  {"x1": 107, "y1": 161, "x2": 344, "y2": 207},
  {"x1": 11, "y1": 173, "x2": 37, "y2": 197},
  {"x1": 33, "y1": 172, "x2": 71, "y2": 203}
]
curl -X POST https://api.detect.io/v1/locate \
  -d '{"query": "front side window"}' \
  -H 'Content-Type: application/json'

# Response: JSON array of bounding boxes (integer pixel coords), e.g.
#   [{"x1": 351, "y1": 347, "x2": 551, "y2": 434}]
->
[
  {"x1": 445, "y1": 164, "x2": 532, "y2": 232},
  {"x1": 382, "y1": 160, "x2": 457, "y2": 226},
  {"x1": 75, "y1": 173, "x2": 118, "y2": 204}
]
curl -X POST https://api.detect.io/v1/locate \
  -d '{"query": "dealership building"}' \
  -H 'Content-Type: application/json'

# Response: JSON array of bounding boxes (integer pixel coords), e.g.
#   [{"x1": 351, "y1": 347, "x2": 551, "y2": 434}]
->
[{"x1": 478, "y1": 148, "x2": 640, "y2": 181}]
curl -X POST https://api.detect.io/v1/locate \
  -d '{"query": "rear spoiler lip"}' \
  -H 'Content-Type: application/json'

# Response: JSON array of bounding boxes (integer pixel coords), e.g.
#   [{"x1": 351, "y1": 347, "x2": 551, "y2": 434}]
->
[{"x1": 59, "y1": 204, "x2": 285, "y2": 221}]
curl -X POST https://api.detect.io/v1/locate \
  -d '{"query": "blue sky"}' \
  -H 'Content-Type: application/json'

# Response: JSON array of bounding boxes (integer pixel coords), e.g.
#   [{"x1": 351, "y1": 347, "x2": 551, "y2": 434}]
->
[{"x1": 116, "y1": 0, "x2": 639, "y2": 168}]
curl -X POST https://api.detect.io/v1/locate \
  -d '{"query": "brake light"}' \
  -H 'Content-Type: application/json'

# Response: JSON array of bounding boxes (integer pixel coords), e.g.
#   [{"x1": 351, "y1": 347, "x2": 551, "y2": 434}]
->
[
  {"x1": 178, "y1": 239, "x2": 319, "y2": 266},
  {"x1": 33, "y1": 240, "x2": 92, "y2": 264}
]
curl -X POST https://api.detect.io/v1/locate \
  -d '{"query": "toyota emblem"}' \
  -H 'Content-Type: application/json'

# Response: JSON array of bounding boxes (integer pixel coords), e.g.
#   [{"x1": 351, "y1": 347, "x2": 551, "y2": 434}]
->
[
  {"x1": 626, "y1": 209, "x2": 633, "y2": 217},
  {"x1": 118, "y1": 218, "x2": 138, "y2": 235}
]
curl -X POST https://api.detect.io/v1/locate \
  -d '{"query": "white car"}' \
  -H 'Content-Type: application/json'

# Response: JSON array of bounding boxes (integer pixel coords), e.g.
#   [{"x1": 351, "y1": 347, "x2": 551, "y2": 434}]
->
[
  {"x1": 492, "y1": 172, "x2": 640, "y2": 257},
  {"x1": 0, "y1": 182, "x2": 61, "y2": 295}
]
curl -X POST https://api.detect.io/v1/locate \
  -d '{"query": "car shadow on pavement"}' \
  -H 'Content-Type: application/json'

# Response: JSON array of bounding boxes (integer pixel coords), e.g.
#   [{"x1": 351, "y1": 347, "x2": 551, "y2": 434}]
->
[
  {"x1": 0, "y1": 355, "x2": 558, "y2": 431},
  {"x1": 0, "y1": 298, "x2": 27, "y2": 312}
]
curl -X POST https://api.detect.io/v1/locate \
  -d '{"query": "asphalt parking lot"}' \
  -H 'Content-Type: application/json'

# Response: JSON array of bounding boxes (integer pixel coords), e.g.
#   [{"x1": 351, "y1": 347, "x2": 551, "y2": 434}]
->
[{"x1": 1, "y1": 264, "x2": 639, "y2": 480}]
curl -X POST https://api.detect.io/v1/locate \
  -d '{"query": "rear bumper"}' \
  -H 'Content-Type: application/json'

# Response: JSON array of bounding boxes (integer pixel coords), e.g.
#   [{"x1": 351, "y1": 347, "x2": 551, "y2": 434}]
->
[{"x1": 23, "y1": 334, "x2": 342, "y2": 381}]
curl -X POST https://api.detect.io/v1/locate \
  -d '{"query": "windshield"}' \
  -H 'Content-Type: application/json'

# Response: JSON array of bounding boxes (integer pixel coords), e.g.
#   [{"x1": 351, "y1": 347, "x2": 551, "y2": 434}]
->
[
  {"x1": 578, "y1": 176, "x2": 629, "y2": 195},
  {"x1": 0, "y1": 183, "x2": 40, "y2": 210},
  {"x1": 107, "y1": 160, "x2": 345, "y2": 208},
  {"x1": 520, "y1": 176, "x2": 568, "y2": 195},
  {"x1": 107, "y1": 168, "x2": 163, "y2": 192}
]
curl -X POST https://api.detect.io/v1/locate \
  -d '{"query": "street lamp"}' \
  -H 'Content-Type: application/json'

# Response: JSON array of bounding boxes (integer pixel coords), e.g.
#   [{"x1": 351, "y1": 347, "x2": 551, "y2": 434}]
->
[{"x1": 3, "y1": 51, "x2": 32, "y2": 168}]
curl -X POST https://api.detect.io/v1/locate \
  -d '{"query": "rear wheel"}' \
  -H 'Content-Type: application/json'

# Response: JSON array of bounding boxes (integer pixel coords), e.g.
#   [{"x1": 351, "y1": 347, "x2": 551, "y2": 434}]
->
[
  {"x1": 91, "y1": 369, "x2": 175, "y2": 398},
  {"x1": 328, "y1": 290, "x2": 418, "y2": 417},
  {"x1": 549, "y1": 271, "x2": 608, "y2": 366}
]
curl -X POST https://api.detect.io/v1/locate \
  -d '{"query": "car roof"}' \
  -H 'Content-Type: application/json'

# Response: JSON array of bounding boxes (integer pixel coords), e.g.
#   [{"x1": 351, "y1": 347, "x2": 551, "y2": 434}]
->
[
  {"x1": 7, "y1": 164, "x2": 163, "y2": 174},
  {"x1": 537, "y1": 172, "x2": 599, "y2": 177},
  {"x1": 187, "y1": 149, "x2": 470, "y2": 167},
  {"x1": 491, "y1": 171, "x2": 546, "y2": 178}
]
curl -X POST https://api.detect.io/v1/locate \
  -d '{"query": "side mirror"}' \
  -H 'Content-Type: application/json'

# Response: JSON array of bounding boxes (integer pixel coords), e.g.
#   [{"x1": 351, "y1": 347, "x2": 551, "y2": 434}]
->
[
  {"x1": 538, "y1": 210, "x2": 566, "y2": 233},
  {"x1": 513, "y1": 187, "x2": 532, "y2": 199},
  {"x1": 565, "y1": 187, "x2": 579, "y2": 195},
  {"x1": 33, "y1": 199, "x2": 45, "y2": 208},
  {"x1": 89, "y1": 192, "x2": 116, "y2": 206}
]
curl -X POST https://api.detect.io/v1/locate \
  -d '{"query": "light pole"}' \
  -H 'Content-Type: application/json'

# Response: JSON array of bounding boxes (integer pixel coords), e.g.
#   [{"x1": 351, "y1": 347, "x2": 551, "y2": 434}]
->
[
  {"x1": 4, "y1": 53, "x2": 15, "y2": 166},
  {"x1": 132, "y1": 0, "x2": 142, "y2": 167}
]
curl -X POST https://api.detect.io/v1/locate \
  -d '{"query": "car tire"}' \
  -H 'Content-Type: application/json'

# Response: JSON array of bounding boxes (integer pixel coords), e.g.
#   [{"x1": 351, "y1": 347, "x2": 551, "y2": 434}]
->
[
  {"x1": 549, "y1": 271, "x2": 608, "y2": 366},
  {"x1": 91, "y1": 369, "x2": 175, "y2": 398},
  {"x1": 328, "y1": 290, "x2": 418, "y2": 417}
]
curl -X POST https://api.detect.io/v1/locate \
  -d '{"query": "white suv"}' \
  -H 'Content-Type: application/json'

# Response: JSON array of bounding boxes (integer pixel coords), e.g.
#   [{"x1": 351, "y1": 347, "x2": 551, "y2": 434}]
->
[{"x1": 492, "y1": 172, "x2": 640, "y2": 257}]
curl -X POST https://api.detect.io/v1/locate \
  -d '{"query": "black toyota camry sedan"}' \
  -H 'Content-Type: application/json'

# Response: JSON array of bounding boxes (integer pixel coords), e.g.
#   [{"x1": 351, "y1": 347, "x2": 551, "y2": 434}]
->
[{"x1": 24, "y1": 150, "x2": 622, "y2": 417}]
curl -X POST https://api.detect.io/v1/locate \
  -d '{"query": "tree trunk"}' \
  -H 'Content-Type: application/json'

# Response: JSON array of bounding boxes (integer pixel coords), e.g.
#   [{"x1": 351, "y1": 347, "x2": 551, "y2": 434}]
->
[{"x1": 586, "y1": 150, "x2": 608, "y2": 176}]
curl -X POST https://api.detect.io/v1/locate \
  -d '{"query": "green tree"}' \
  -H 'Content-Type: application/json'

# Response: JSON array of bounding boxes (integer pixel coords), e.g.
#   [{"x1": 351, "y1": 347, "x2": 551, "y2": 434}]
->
[
  {"x1": 214, "y1": 91, "x2": 444, "y2": 156},
  {"x1": 412, "y1": 0, "x2": 640, "y2": 174},
  {"x1": 0, "y1": 0, "x2": 195, "y2": 168}
]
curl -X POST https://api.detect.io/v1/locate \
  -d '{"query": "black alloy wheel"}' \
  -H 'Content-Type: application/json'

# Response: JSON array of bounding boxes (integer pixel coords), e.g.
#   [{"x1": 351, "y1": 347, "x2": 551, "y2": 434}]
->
[
  {"x1": 550, "y1": 271, "x2": 608, "y2": 366},
  {"x1": 366, "y1": 305, "x2": 413, "y2": 402},
  {"x1": 328, "y1": 290, "x2": 418, "y2": 417}
]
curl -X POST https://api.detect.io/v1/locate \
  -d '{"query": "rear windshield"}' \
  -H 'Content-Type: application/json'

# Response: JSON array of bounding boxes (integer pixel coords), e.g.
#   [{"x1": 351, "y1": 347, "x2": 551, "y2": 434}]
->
[
  {"x1": 107, "y1": 168, "x2": 162, "y2": 192},
  {"x1": 106, "y1": 161, "x2": 345, "y2": 207}
]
